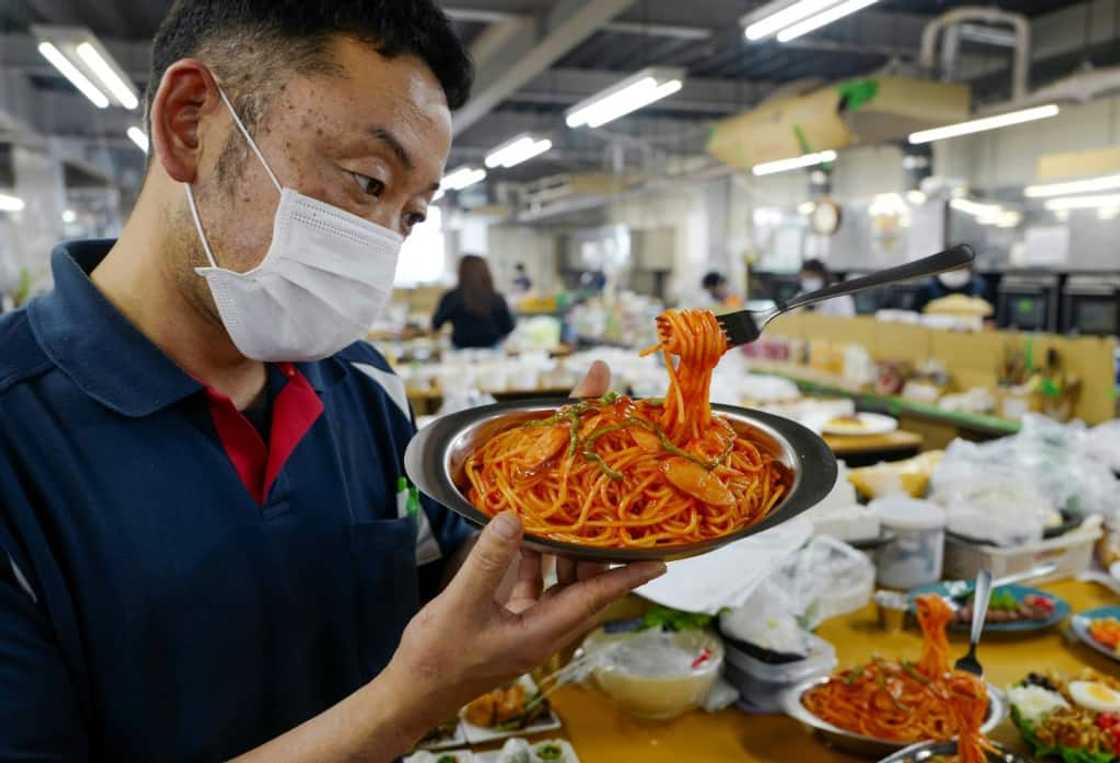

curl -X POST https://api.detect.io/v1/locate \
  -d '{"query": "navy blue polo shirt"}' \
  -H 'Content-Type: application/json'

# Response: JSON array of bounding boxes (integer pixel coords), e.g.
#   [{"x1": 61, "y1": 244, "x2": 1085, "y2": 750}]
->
[{"x1": 0, "y1": 240, "x2": 470, "y2": 760}]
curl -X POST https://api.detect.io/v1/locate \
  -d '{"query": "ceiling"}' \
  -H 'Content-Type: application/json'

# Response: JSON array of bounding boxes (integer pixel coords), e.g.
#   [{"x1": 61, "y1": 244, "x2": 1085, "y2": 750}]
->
[{"x1": 0, "y1": 0, "x2": 1111, "y2": 190}]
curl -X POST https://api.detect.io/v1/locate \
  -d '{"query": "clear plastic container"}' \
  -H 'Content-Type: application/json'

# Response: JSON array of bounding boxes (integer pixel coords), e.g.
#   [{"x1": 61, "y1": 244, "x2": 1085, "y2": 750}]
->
[
  {"x1": 589, "y1": 629, "x2": 723, "y2": 720},
  {"x1": 872, "y1": 497, "x2": 946, "y2": 589},
  {"x1": 722, "y1": 633, "x2": 837, "y2": 713}
]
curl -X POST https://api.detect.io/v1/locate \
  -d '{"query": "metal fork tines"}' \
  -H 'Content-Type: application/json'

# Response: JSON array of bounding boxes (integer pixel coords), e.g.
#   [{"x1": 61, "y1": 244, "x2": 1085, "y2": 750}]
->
[
  {"x1": 954, "y1": 568, "x2": 993, "y2": 677},
  {"x1": 716, "y1": 244, "x2": 976, "y2": 348}
]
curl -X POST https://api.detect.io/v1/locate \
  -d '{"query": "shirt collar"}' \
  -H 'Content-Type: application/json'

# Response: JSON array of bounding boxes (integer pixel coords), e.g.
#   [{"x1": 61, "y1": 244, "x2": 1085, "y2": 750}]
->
[{"x1": 28, "y1": 240, "x2": 345, "y2": 417}]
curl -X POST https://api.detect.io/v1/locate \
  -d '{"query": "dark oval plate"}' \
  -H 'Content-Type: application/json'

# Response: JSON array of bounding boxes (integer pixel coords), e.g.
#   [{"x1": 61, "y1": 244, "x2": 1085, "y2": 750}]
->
[
  {"x1": 404, "y1": 398, "x2": 837, "y2": 563},
  {"x1": 881, "y1": 740, "x2": 1029, "y2": 763},
  {"x1": 908, "y1": 583, "x2": 1070, "y2": 633}
]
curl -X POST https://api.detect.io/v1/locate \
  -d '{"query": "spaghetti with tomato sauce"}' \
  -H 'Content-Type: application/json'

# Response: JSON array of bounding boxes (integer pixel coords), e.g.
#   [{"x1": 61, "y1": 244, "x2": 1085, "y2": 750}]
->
[
  {"x1": 461, "y1": 309, "x2": 790, "y2": 548},
  {"x1": 803, "y1": 595, "x2": 996, "y2": 762}
]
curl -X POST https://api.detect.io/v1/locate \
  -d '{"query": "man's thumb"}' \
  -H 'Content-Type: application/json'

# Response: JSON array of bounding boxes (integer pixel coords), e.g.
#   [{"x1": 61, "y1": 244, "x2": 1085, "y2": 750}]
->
[{"x1": 448, "y1": 512, "x2": 522, "y2": 604}]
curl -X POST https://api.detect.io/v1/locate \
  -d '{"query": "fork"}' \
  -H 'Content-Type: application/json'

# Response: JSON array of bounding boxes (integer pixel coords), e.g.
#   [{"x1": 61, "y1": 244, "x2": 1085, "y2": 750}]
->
[
  {"x1": 716, "y1": 244, "x2": 976, "y2": 347},
  {"x1": 954, "y1": 568, "x2": 993, "y2": 677}
]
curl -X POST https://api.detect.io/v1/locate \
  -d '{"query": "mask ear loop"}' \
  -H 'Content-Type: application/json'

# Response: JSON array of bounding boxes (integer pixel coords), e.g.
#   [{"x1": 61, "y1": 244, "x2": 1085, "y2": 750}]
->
[
  {"x1": 185, "y1": 85, "x2": 283, "y2": 269},
  {"x1": 216, "y1": 87, "x2": 282, "y2": 193},
  {"x1": 185, "y1": 184, "x2": 219, "y2": 269}
]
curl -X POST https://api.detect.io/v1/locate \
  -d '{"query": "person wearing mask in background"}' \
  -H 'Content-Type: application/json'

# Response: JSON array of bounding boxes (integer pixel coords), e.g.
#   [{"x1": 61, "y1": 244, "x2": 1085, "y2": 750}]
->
[
  {"x1": 0, "y1": 2, "x2": 664, "y2": 760},
  {"x1": 799, "y1": 258, "x2": 855, "y2": 317},
  {"x1": 433, "y1": 254, "x2": 516, "y2": 349},
  {"x1": 512, "y1": 262, "x2": 532, "y2": 295},
  {"x1": 701, "y1": 271, "x2": 742, "y2": 310},
  {"x1": 913, "y1": 263, "x2": 991, "y2": 313}
]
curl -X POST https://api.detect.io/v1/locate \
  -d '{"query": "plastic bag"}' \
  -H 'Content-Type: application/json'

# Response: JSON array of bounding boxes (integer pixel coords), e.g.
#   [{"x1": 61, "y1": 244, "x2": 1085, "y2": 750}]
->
[
  {"x1": 719, "y1": 579, "x2": 816, "y2": 657},
  {"x1": 1086, "y1": 420, "x2": 1120, "y2": 474},
  {"x1": 931, "y1": 416, "x2": 1120, "y2": 538},
  {"x1": 764, "y1": 536, "x2": 874, "y2": 630},
  {"x1": 719, "y1": 536, "x2": 873, "y2": 657}
]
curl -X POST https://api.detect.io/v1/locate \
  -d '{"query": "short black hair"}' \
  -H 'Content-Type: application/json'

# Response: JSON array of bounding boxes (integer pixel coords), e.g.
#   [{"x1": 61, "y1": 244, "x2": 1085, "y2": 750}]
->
[
  {"x1": 800, "y1": 259, "x2": 830, "y2": 278},
  {"x1": 701, "y1": 271, "x2": 726, "y2": 290},
  {"x1": 147, "y1": 0, "x2": 473, "y2": 127}
]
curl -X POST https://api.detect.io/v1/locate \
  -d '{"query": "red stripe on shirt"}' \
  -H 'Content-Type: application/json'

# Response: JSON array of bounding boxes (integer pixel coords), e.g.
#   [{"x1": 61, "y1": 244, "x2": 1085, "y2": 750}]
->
[{"x1": 205, "y1": 363, "x2": 324, "y2": 505}]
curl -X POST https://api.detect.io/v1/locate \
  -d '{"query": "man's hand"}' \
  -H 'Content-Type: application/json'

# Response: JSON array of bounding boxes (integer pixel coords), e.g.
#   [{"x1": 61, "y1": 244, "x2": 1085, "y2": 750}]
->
[
  {"x1": 385, "y1": 512, "x2": 664, "y2": 739},
  {"x1": 570, "y1": 359, "x2": 611, "y2": 399}
]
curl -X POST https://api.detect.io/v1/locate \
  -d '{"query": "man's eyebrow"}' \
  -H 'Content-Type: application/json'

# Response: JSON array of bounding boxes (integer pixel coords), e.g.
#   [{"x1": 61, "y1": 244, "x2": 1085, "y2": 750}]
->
[{"x1": 368, "y1": 126, "x2": 413, "y2": 171}]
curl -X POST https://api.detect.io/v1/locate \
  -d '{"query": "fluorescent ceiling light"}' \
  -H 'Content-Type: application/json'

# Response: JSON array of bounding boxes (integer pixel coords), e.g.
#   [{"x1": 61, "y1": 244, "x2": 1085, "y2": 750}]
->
[
  {"x1": 485, "y1": 135, "x2": 552, "y2": 169},
  {"x1": 744, "y1": 0, "x2": 842, "y2": 41},
  {"x1": 0, "y1": 194, "x2": 25, "y2": 212},
  {"x1": 566, "y1": 68, "x2": 684, "y2": 129},
  {"x1": 38, "y1": 41, "x2": 109, "y2": 109},
  {"x1": 752, "y1": 149, "x2": 837, "y2": 176},
  {"x1": 127, "y1": 126, "x2": 149, "y2": 153},
  {"x1": 1024, "y1": 173, "x2": 1120, "y2": 199},
  {"x1": 75, "y1": 41, "x2": 138, "y2": 110},
  {"x1": 990, "y1": 210, "x2": 1022, "y2": 228},
  {"x1": 440, "y1": 166, "x2": 486, "y2": 192},
  {"x1": 909, "y1": 104, "x2": 1060, "y2": 144},
  {"x1": 950, "y1": 198, "x2": 1003, "y2": 217},
  {"x1": 61, "y1": 209, "x2": 77, "y2": 223},
  {"x1": 777, "y1": 0, "x2": 881, "y2": 42},
  {"x1": 1044, "y1": 194, "x2": 1120, "y2": 211}
]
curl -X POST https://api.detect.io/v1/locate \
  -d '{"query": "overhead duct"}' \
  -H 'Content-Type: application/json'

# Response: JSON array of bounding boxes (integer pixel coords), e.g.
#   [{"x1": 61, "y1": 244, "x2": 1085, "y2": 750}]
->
[
  {"x1": 1012, "y1": 64, "x2": 1120, "y2": 109},
  {"x1": 920, "y1": 7, "x2": 1030, "y2": 102}
]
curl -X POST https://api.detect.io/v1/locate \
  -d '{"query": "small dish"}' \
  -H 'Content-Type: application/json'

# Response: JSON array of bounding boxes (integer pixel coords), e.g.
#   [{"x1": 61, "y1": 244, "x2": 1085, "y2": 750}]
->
[
  {"x1": 1070, "y1": 606, "x2": 1120, "y2": 662},
  {"x1": 472, "y1": 739, "x2": 581, "y2": 763},
  {"x1": 822, "y1": 412, "x2": 898, "y2": 436},
  {"x1": 783, "y1": 676, "x2": 1008, "y2": 758},
  {"x1": 907, "y1": 583, "x2": 1070, "y2": 633},
  {"x1": 459, "y1": 675, "x2": 562, "y2": 745},
  {"x1": 403, "y1": 750, "x2": 476, "y2": 763}
]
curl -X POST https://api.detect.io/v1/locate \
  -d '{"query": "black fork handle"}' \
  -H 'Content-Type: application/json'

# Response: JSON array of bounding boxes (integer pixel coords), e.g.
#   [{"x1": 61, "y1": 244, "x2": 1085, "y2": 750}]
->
[{"x1": 783, "y1": 244, "x2": 976, "y2": 313}]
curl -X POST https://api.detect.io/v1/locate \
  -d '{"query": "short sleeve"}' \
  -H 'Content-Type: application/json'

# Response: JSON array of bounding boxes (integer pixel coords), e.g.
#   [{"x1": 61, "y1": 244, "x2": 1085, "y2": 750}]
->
[{"x1": 0, "y1": 545, "x2": 88, "y2": 760}]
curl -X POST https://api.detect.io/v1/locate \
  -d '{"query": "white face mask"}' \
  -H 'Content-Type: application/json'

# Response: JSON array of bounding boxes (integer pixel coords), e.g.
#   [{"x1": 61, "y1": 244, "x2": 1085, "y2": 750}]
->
[
  {"x1": 938, "y1": 270, "x2": 971, "y2": 290},
  {"x1": 801, "y1": 277, "x2": 824, "y2": 293},
  {"x1": 185, "y1": 88, "x2": 403, "y2": 362}
]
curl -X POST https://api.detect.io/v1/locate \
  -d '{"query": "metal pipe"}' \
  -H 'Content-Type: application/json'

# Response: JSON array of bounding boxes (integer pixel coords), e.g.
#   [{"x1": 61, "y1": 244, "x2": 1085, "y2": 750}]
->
[{"x1": 920, "y1": 7, "x2": 1030, "y2": 102}]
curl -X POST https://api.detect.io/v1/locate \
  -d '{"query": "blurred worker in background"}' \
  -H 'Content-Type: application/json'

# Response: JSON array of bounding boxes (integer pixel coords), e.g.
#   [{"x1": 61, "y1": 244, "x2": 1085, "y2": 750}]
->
[
  {"x1": 799, "y1": 259, "x2": 855, "y2": 317},
  {"x1": 433, "y1": 254, "x2": 515, "y2": 348},
  {"x1": 914, "y1": 263, "x2": 991, "y2": 313},
  {"x1": 700, "y1": 271, "x2": 742, "y2": 310},
  {"x1": 512, "y1": 262, "x2": 532, "y2": 295}
]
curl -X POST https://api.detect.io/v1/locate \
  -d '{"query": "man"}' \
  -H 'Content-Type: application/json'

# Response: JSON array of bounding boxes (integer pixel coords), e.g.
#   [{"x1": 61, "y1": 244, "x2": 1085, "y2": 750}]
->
[
  {"x1": 700, "y1": 271, "x2": 741, "y2": 310},
  {"x1": 0, "y1": 2, "x2": 664, "y2": 760}
]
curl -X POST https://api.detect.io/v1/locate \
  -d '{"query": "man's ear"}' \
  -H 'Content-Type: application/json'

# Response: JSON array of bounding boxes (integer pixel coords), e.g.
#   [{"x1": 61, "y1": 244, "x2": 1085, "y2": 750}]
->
[{"x1": 149, "y1": 59, "x2": 223, "y2": 184}]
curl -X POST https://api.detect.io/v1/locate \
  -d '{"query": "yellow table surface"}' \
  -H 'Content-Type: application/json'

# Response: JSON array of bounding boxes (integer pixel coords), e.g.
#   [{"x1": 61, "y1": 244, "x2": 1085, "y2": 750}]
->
[{"x1": 535, "y1": 581, "x2": 1120, "y2": 763}]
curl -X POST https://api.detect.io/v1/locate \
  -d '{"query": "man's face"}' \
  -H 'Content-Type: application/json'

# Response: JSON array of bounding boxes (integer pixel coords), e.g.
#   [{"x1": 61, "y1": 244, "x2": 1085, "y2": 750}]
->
[{"x1": 178, "y1": 35, "x2": 452, "y2": 295}]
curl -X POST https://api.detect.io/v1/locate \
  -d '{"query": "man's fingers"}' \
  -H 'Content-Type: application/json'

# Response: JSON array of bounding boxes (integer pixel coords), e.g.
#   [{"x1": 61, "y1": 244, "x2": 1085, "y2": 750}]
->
[
  {"x1": 570, "y1": 360, "x2": 610, "y2": 399},
  {"x1": 448, "y1": 512, "x2": 523, "y2": 605},
  {"x1": 576, "y1": 561, "x2": 610, "y2": 582},
  {"x1": 508, "y1": 549, "x2": 544, "y2": 606},
  {"x1": 523, "y1": 561, "x2": 666, "y2": 641},
  {"x1": 556, "y1": 557, "x2": 576, "y2": 587}
]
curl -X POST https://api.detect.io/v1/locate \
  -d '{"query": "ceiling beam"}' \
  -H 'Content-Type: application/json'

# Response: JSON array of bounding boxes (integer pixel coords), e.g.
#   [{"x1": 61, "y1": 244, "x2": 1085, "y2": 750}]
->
[
  {"x1": 506, "y1": 67, "x2": 769, "y2": 116},
  {"x1": 444, "y1": 6, "x2": 712, "y2": 39},
  {"x1": 452, "y1": 0, "x2": 638, "y2": 135}
]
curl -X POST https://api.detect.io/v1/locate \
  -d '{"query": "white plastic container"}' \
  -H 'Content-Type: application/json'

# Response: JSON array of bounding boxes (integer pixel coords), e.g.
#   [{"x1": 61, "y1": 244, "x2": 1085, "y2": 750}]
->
[
  {"x1": 723, "y1": 633, "x2": 837, "y2": 714},
  {"x1": 943, "y1": 522, "x2": 1102, "y2": 582},
  {"x1": 872, "y1": 497, "x2": 946, "y2": 590}
]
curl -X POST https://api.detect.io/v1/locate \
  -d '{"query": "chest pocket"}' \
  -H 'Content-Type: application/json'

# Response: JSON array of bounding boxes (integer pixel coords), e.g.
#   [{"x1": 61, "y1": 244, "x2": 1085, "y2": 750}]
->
[{"x1": 349, "y1": 517, "x2": 419, "y2": 674}]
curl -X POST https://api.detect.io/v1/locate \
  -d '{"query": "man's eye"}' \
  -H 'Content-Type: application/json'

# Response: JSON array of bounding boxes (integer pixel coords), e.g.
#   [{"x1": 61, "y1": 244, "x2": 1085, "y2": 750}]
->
[{"x1": 351, "y1": 172, "x2": 384, "y2": 197}]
